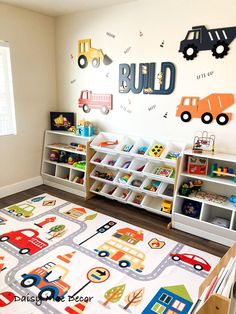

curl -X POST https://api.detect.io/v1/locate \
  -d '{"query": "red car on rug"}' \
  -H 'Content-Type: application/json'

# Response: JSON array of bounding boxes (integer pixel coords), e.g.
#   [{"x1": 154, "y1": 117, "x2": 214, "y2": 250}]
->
[
  {"x1": 170, "y1": 252, "x2": 211, "y2": 271},
  {"x1": 0, "y1": 228, "x2": 48, "y2": 255}
]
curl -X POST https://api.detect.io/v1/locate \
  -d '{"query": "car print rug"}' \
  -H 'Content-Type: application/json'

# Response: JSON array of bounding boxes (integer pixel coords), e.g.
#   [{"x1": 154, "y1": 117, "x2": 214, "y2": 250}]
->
[{"x1": 0, "y1": 193, "x2": 219, "y2": 314}]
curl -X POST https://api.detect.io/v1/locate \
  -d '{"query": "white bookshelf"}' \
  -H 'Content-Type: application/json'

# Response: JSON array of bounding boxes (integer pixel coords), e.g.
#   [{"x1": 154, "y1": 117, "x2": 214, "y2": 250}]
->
[
  {"x1": 41, "y1": 130, "x2": 94, "y2": 199},
  {"x1": 172, "y1": 149, "x2": 236, "y2": 246},
  {"x1": 89, "y1": 132, "x2": 185, "y2": 218}
]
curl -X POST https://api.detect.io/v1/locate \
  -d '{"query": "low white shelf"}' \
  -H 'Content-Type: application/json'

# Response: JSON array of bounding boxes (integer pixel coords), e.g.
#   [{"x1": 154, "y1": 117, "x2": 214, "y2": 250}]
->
[
  {"x1": 41, "y1": 130, "x2": 94, "y2": 199},
  {"x1": 172, "y1": 149, "x2": 236, "y2": 246},
  {"x1": 89, "y1": 132, "x2": 185, "y2": 217}
]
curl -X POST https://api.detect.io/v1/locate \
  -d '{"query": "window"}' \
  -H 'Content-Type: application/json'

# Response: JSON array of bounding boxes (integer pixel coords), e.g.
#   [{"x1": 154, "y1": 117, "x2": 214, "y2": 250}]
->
[
  {"x1": 151, "y1": 302, "x2": 166, "y2": 314},
  {"x1": 172, "y1": 300, "x2": 186, "y2": 311},
  {"x1": 0, "y1": 41, "x2": 16, "y2": 136},
  {"x1": 159, "y1": 293, "x2": 172, "y2": 304}
]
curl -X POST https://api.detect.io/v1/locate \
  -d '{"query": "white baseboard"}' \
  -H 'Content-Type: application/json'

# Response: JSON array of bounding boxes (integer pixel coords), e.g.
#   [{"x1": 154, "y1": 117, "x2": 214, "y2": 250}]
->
[{"x1": 0, "y1": 176, "x2": 43, "y2": 198}]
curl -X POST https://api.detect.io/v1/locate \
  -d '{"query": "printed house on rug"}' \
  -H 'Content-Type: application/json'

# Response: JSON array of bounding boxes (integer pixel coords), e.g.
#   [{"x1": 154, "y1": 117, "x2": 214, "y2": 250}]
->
[
  {"x1": 112, "y1": 228, "x2": 144, "y2": 245},
  {"x1": 143, "y1": 284, "x2": 193, "y2": 314}
]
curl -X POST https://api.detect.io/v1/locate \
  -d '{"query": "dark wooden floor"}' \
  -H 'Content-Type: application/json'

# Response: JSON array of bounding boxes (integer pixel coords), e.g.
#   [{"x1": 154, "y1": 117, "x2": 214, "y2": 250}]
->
[{"x1": 0, "y1": 184, "x2": 229, "y2": 257}]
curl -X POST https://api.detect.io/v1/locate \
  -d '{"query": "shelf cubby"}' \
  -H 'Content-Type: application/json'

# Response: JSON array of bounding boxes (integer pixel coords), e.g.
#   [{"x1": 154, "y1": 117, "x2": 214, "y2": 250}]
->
[
  {"x1": 127, "y1": 191, "x2": 145, "y2": 207},
  {"x1": 101, "y1": 183, "x2": 117, "y2": 196},
  {"x1": 42, "y1": 130, "x2": 94, "y2": 199},
  {"x1": 91, "y1": 151, "x2": 106, "y2": 165},
  {"x1": 115, "y1": 156, "x2": 133, "y2": 170},
  {"x1": 113, "y1": 187, "x2": 131, "y2": 202},
  {"x1": 201, "y1": 204, "x2": 232, "y2": 229}
]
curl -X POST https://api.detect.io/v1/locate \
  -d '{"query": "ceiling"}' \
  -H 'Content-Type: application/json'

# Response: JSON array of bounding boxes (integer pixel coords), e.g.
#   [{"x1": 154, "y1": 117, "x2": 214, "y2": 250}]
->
[{"x1": 0, "y1": 0, "x2": 137, "y2": 16}]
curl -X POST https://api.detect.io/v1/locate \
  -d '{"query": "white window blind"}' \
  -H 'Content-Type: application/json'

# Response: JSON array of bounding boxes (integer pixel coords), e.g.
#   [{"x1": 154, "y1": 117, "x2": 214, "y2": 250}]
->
[{"x1": 0, "y1": 41, "x2": 16, "y2": 136}]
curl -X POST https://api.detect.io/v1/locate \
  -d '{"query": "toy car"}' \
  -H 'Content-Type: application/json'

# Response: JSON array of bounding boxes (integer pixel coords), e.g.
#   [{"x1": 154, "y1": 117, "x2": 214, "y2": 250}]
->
[{"x1": 170, "y1": 253, "x2": 211, "y2": 271}]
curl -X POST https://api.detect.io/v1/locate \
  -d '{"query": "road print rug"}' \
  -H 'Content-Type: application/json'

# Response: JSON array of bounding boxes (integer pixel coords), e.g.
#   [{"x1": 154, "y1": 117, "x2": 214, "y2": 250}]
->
[{"x1": 0, "y1": 193, "x2": 219, "y2": 314}]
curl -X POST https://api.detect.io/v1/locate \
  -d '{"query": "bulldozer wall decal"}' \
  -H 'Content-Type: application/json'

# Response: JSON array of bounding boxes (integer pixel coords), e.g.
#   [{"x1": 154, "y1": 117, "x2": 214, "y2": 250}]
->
[
  {"x1": 78, "y1": 39, "x2": 112, "y2": 68},
  {"x1": 179, "y1": 25, "x2": 236, "y2": 60},
  {"x1": 176, "y1": 93, "x2": 234, "y2": 125}
]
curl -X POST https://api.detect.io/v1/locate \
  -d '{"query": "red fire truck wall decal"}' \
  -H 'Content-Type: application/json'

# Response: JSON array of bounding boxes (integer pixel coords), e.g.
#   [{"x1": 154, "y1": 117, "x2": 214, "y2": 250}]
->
[
  {"x1": 179, "y1": 25, "x2": 236, "y2": 60},
  {"x1": 78, "y1": 90, "x2": 113, "y2": 115},
  {"x1": 0, "y1": 228, "x2": 48, "y2": 255},
  {"x1": 176, "y1": 93, "x2": 234, "y2": 125}
]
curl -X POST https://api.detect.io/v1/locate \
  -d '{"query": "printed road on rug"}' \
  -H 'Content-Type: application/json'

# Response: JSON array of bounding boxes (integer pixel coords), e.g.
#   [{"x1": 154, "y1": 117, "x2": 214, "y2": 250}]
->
[{"x1": 0, "y1": 193, "x2": 219, "y2": 314}]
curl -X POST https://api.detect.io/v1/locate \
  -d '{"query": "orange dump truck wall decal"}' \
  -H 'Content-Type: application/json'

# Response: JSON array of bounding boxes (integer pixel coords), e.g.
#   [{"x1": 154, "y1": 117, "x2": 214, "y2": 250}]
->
[{"x1": 176, "y1": 93, "x2": 234, "y2": 125}]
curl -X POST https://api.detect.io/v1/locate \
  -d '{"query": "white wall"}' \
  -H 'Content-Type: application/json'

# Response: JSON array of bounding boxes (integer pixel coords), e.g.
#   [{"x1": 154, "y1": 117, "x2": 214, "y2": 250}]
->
[
  {"x1": 0, "y1": 4, "x2": 57, "y2": 188},
  {"x1": 56, "y1": 0, "x2": 236, "y2": 153}
]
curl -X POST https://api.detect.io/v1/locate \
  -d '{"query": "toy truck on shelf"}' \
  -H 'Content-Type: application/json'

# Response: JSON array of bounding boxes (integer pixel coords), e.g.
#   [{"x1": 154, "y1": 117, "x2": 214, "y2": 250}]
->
[
  {"x1": 78, "y1": 39, "x2": 112, "y2": 68},
  {"x1": 179, "y1": 25, "x2": 236, "y2": 60},
  {"x1": 21, "y1": 262, "x2": 70, "y2": 301},
  {"x1": 176, "y1": 93, "x2": 234, "y2": 125},
  {"x1": 78, "y1": 90, "x2": 113, "y2": 114}
]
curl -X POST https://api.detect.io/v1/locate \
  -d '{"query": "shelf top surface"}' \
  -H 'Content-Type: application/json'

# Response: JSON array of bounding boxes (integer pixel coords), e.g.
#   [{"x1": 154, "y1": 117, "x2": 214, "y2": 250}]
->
[
  {"x1": 184, "y1": 149, "x2": 236, "y2": 163},
  {"x1": 46, "y1": 130, "x2": 95, "y2": 140}
]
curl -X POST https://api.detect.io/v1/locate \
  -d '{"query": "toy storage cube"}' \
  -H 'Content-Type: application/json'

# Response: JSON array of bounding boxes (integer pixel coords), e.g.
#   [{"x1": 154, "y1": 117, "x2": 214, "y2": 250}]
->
[
  {"x1": 90, "y1": 181, "x2": 105, "y2": 194},
  {"x1": 141, "y1": 178, "x2": 161, "y2": 194},
  {"x1": 116, "y1": 156, "x2": 133, "y2": 170},
  {"x1": 56, "y1": 166, "x2": 70, "y2": 180},
  {"x1": 115, "y1": 172, "x2": 132, "y2": 185},
  {"x1": 128, "y1": 174, "x2": 144, "y2": 189},
  {"x1": 127, "y1": 191, "x2": 145, "y2": 206},
  {"x1": 91, "y1": 152, "x2": 106, "y2": 165},
  {"x1": 102, "y1": 154, "x2": 119, "y2": 167},
  {"x1": 101, "y1": 183, "x2": 117, "y2": 196},
  {"x1": 142, "y1": 195, "x2": 163, "y2": 213},
  {"x1": 113, "y1": 187, "x2": 131, "y2": 202},
  {"x1": 129, "y1": 159, "x2": 147, "y2": 174}
]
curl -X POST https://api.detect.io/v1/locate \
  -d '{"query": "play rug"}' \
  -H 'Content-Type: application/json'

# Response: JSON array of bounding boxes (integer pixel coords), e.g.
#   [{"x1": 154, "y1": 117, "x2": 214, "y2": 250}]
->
[{"x1": 0, "y1": 193, "x2": 219, "y2": 314}]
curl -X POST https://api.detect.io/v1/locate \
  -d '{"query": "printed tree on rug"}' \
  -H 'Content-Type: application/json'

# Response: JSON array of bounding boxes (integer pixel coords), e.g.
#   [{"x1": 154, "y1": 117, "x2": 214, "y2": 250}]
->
[
  {"x1": 123, "y1": 287, "x2": 145, "y2": 310},
  {"x1": 103, "y1": 284, "x2": 126, "y2": 307}
]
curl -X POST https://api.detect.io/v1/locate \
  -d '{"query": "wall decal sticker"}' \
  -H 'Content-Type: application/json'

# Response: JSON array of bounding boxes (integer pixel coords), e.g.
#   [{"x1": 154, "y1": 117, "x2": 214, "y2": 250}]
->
[
  {"x1": 163, "y1": 112, "x2": 168, "y2": 118},
  {"x1": 119, "y1": 62, "x2": 176, "y2": 95},
  {"x1": 70, "y1": 54, "x2": 74, "y2": 59},
  {"x1": 139, "y1": 30, "x2": 143, "y2": 37},
  {"x1": 196, "y1": 71, "x2": 214, "y2": 80},
  {"x1": 160, "y1": 40, "x2": 164, "y2": 47},
  {"x1": 148, "y1": 105, "x2": 157, "y2": 111},
  {"x1": 120, "y1": 105, "x2": 132, "y2": 113},
  {"x1": 106, "y1": 72, "x2": 109, "y2": 78},
  {"x1": 78, "y1": 39, "x2": 112, "y2": 68},
  {"x1": 78, "y1": 90, "x2": 113, "y2": 115},
  {"x1": 106, "y1": 32, "x2": 116, "y2": 38},
  {"x1": 70, "y1": 79, "x2": 76, "y2": 84},
  {"x1": 124, "y1": 46, "x2": 131, "y2": 54},
  {"x1": 179, "y1": 25, "x2": 236, "y2": 60},
  {"x1": 176, "y1": 93, "x2": 234, "y2": 125}
]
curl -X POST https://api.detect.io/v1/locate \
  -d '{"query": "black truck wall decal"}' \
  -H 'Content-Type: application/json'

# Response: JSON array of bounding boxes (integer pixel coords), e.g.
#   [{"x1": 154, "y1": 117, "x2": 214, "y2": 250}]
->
[{"x1": 179, "y1": 25, "x2": 236, "y2": 60}]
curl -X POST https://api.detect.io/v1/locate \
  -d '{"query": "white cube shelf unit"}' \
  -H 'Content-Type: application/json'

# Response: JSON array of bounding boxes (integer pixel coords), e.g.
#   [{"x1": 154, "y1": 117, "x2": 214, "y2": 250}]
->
[
  {"x1": 89, "y1": 132, "x2": 185, "y2": 218},
  {"x1": 41, "y1": 130, "x2": 94, "y2": 199},
  {"x1": 172, "y1": 149, "x2": 236, "y2": 246}
]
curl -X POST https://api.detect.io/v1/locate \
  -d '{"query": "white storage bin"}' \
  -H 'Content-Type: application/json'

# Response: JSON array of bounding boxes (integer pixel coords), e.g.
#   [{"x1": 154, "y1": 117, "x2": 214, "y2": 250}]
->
[
  {"x1": 145, "y1": 140, "x2": 168, "y2": 159},
  {"x1": 128, "y1": 174, "x2": 145, "y2": 189},
  {"x1": 91, "y1": 152, "x2": 106, "y2": 165},
  {"x1": 91, "y1": 166, "x2": 117, "y2": 182},
  {"x1": 115, "y1": 156, "x2": 133, "y2": 170},
  {"x1": 43, "y1": 162, "x2": 56, "y2": 176},
  {"x1": 162, "y1": 141, "x2": 185, "y2": 161},
  {"x1": 102, "y1": 154, "x2": 119, "y2": 167},
  {"x1": 201, "y1": 204, "x2": 232, "y2": 229},
  {"x1": 101, "y1": 183, "x2": 117, "y2": 196},
  {"x1": 118, "y1": 135, "x2": 139, "y2": 154},
  {"x1": 113, "y1": 187, "x2": 131, "y2": 202},
  {"x1": 90, "y1": 181, "x2": 105, "y2": 194},
  {"x1": 131, "y1": 137, "x2": 152, "y2": 156},
  {"x1": 70, "y1": 169, "x2": 85, "y2": 185},
  {"x1": 90, "y1": 132, "x2": 124, "y2": 152},
  {"x1": 142, "y1": 195, "x2": 163, "y2": 212},
  {"x1": 115, "y1": 172, "x2": 132, "y2": 185},
  {"x1": 56, "y1": 166, "x2": 70, "y2": 180},
  {"x1": 141, "y1": 178, "x2": 162, "y2": 194},
  {"x1": 158, "y1": 182, "x2": 174, "y2": 199},
  {"x1": 129, "y1": 159, "x2": 147, "y2": 174},
  {"x1": 127, "y1": 191, "x2": 145, "y2": 207}
]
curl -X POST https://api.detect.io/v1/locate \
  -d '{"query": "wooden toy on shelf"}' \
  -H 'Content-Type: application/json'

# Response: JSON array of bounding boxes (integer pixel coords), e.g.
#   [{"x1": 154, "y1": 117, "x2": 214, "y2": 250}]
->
[
  {"x1": 210, "y1": 163, "x2": 236, "y2": 182},
  {"x1": 192, "y1": 131, "x2": 215, "y2": 154},
  {"x1": 187, "y1": 156, "x2": 208, "y2": 175}
]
